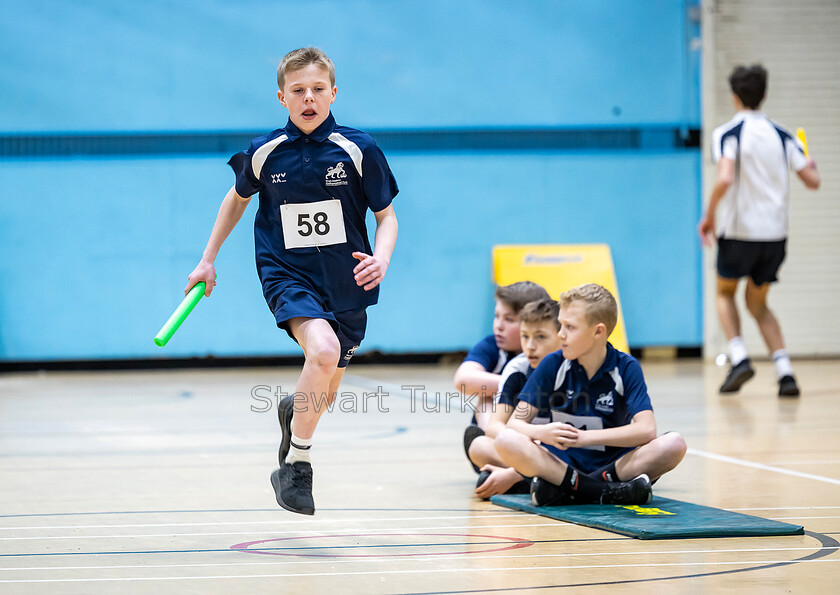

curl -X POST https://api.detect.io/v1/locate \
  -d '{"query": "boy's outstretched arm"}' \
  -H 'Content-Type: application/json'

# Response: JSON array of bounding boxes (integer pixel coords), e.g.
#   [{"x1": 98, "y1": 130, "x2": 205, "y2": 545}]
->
[
  {"x1": 186, "y1": 185, "x2": 251, "y2": 297},
  {"x1": 353, "y1": 204, "x2": 398, "y2": 291}
]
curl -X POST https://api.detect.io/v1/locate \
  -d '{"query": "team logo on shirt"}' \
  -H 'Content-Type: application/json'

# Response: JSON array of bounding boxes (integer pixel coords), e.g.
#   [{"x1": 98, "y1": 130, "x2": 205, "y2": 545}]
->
[
  {"x1": 271, "y1": 172, "x2": 287, "y2": 183},
  {"x1": 325, "y1": 162, "x2": 348, "y2": 186},
  {"x1": 595, "y1": 391, "x2": 614, "y2": 413}
]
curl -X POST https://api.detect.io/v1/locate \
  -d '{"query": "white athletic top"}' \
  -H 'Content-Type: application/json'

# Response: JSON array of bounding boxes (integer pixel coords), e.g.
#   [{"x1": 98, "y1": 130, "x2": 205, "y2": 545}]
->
[{"x1": 711, "y1": 111, "x2": 808, "y2": 241}]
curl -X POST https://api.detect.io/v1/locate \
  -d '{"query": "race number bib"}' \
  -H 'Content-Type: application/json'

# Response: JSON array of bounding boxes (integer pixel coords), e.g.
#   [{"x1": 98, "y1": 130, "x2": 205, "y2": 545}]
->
[
  {"x1": 551, "y1": 411, "x2": 605, "y2": 451},
  {"x1": 280, "y1": 199, "x2": 347, "y2": 249}
]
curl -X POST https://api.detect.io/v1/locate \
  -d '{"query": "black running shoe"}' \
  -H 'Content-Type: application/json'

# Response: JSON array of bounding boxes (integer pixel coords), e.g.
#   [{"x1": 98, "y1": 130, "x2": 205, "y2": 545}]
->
[
  {"x1": 277, "y1": 395, "x2": 294, "y2": 466},
  {"x1": 778, "y1": 375, "x2": 800, "y2": 397},
  {"x1": 507, "y1": 479, "x2": 531, "y2": 495},
  {"x1": 463, "y1": 425, "x2": 485, "y2": 473},
  {"x1": 600, "y1": 474, "x2": 652, "y2": 505},
  {"x1": 270, "y1": 462, "x2": 314, "y2": 515},
  {"x1": 719, "y1": 358, "x2": 755, "y2": 393},
  {"x1": 530, "y1": 477, "x2": 569, "y2": 506},
  {"x1": 476, "y1": 469, "x2": 491, "y2": 489}
]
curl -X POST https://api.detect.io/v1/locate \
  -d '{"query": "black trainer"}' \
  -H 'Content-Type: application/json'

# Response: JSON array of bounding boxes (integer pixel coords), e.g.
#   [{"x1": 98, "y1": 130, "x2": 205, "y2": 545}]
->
[
  {"x1": 778, "y1": 375, "x2": 800, "y2": 397},
  {"x1": 277, "y1": 395, "x2": 294, "y2": 466},
  {"x1": 270, "y1": 462, "x2": 315, "y2": 515},
  {"x1": 463, "y1": 425, "x2": 485, "y2": 473},
  {"x1": 476, "y1": 469, "x2": 491, "y2": 489},
  {"x1": 719, "y1": 358, "x2": 755, "y2": 393},
  {"x1": 530, "y1": 477, "x2": 570, "y2": 507},
  {"x1": 600, "y1": 474, "x2": 653, "y2": 505}
]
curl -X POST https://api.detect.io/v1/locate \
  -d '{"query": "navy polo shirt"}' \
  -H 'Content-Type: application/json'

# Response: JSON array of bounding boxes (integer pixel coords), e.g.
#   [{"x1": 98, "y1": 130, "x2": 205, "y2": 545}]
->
[
  {"x1": 463, "y1": 334, "x2": 518, "y2": 374},
  {"x1": 518, "y1": 343, "x2": 653, "y2": 471},
  {"x1": 228, "y1": 113, "x2": 398, "y2": 313}
]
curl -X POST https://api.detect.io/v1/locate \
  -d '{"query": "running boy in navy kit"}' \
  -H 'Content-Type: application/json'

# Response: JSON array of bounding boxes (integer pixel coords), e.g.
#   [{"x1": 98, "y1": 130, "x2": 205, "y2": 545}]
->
[
  {"x1": 699, "y1": 64, "x2": 820, "y2": 397},
  {"x1": 186, "y1": 48, "x2": 398, "y2": 515},
  {"x1": 495, "y1": 284, "x2": 686, "y2": 506}
]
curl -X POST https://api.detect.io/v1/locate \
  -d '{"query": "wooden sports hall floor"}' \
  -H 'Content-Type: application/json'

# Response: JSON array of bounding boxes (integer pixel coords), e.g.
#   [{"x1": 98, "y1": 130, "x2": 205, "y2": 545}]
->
[{"x1": 1, "y1": 358, "x2": 839, "y2": 593}]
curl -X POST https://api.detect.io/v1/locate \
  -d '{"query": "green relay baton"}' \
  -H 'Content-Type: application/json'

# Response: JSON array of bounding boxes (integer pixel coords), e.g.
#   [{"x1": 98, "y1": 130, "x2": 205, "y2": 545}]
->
[{"x1": 154, "y1": 276, "x2": 215, "y2": 347}]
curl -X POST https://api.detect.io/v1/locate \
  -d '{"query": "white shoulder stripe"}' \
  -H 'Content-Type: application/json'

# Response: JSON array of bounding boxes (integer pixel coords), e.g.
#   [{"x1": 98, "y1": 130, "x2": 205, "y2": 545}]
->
[
  {"x1": 252, "y1": 135, "x2": 288, "y2": 179},
  {"x1": 554, "y1": 359, "x2": 572, "y2": 392},
  {"x1": 328, "y1": 132, "x2": 363, "y2": 176},
  {"x1": 608, "y1": 367, "x2": 624, "y2": 396}
]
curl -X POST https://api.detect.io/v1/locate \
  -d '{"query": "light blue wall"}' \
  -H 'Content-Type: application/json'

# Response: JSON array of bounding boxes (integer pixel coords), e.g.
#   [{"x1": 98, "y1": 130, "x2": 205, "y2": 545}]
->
[
  {"x1": 0, "y1": 1, "x2": 702, "y2": 361},
  {"x1": 0, "y1": 0, "x2": 699, "y2": 131}
]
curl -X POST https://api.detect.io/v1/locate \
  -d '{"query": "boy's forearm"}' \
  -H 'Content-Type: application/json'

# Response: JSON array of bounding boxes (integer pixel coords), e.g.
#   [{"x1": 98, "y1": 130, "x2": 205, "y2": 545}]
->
[
  {"x1": 581, "y1": 421, "x2": 656, "y2": 449},
  {"x1": 703, "y1": 181, "x2": 729, "y2": 219},
  {"x1": 506, "y1": 418, "x2": 541, "y2": 441},
  {"x1": 372, "y1": 208, "x2": 398, "y2": 265},
  {"x1": 484, "y1": 405, "x2": 514, "y2": 439},
  {"x1": 454, "y1": 366, "x2": 500, "y2": 397},
  {"x1": 202, "y1": 186, "x2": 251, "y2": 263}
]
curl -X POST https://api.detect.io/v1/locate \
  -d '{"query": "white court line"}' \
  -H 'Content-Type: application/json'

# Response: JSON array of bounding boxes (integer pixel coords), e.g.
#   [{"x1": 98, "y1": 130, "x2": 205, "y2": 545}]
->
[
  {"x1": 1, "y1": 558, "x2": 839, "y2": 583},
  {"x1": 687, "y1": 447, "x2": 840, "y2": 486},
  {"x1": 0, "y1": 521, "x2": 562, "y2": 541},
  {"x1": 0, "y1": 544, "x2": 829, "y2": 572},
  {"x1": 770, "y1": 516, "x2": 840, "y2": 521},
  {"x1": 731, "y1": 506, "x2": 840, "y2": 511},
  {"x1": 0, "y1": 513, "x2": 524, "y2": 532}
]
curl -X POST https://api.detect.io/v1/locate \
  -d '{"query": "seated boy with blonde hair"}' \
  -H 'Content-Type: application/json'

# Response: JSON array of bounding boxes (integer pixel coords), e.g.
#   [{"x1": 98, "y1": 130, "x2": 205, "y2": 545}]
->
[
  {"x1": 467, "y1": 298, "x2": 563, "y2": 499},
  {"x1": 496, "y1": 283, "x2": 686, "y2": 506}
]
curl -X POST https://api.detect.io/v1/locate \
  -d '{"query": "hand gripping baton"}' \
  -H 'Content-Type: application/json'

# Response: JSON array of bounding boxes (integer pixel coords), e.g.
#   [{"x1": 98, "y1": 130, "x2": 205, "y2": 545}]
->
[{"x1": 154, "y1": 276, "x2": 214, "y2": 347}]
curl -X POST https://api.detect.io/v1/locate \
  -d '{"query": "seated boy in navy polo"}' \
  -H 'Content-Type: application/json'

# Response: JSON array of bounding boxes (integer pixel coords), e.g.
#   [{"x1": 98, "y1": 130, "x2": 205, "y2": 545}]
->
[
  {"x1": 456, "y1": 281, "x2": 550, "y2": 464},
  {"x1": 496, "y1": 284, "x2": 686, "y2": 506},
  {"x1": 186, "y1": 47, "x2": 399, "y2": 515},
  {"x1": 467, "y1": 298, "x2": 563, "y2": 499}
]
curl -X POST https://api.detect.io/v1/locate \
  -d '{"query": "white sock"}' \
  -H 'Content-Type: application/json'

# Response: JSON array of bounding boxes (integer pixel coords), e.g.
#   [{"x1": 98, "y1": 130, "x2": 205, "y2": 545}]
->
[
  {"x1": 772, "y1": 349, "x2": 794, "y2": 379},
  {"x1": 728, "y1": 337, "x2": 748, "y2": 366},
  {"x1": 285, "y1": 432, "x2": 312, "y2": 464}
]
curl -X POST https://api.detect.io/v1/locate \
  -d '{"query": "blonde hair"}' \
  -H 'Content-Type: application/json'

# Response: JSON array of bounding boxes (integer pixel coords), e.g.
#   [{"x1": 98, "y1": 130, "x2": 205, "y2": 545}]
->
[
  {"x1": 277, "y1": 47, "x2": 335, "y2": 90},
  {"x1": 559, "y1": 283, "x2": 618, "y2": 335},
  {"x1": 519, "y1": 299, "x2": 561, "y2": 332}
]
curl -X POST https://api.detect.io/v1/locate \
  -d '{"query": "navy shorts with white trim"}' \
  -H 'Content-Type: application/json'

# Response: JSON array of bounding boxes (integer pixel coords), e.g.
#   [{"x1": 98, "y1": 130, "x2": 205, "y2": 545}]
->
[
  {"x1": 717, "y1": 238, "x2": 787, "y2": 286},
  {"x1": 268, "y1": 281, "x2": 367, "y2": 368}
]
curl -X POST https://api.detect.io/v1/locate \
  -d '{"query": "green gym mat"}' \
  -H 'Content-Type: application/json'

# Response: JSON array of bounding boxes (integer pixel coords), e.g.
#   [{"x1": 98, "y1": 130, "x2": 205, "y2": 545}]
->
[{"x1": 490, "y1": 494, "x2": 804, "y2": 540}]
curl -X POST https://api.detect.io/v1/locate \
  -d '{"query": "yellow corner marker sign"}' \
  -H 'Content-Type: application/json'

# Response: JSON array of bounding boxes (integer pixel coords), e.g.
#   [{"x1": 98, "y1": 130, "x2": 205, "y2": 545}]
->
[
  {"x1": 492, "y1": 244, "x2": 630, "y2": 353},
  {"x1": 621, "y1": 505, "x2": 675, "y2": 516}
]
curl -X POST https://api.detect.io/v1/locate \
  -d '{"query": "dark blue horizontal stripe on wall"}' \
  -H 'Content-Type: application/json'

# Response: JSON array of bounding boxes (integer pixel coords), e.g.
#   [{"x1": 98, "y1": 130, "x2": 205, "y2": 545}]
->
[{"x1": 0, "y1": 127, "x2": 700, "y2": 158}]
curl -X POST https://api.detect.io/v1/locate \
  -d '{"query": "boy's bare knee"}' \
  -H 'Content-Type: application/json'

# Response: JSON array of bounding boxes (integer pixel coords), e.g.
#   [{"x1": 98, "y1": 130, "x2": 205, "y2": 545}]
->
[
  {"x1": 660, "y1": 432, "x2": 687, "y2": 465},
  {"x1": 716, "y1": 278, "x2": 738, "y2": 299},
  {"x1": 306, "y1": 338, "x2": 341, "y2": 371},
  {"x1": 745, "y1": 296, "x2": 768, "y2": 319},
  {"x1": 495, "y1": 428, "x2": 527, "y2": 459}
]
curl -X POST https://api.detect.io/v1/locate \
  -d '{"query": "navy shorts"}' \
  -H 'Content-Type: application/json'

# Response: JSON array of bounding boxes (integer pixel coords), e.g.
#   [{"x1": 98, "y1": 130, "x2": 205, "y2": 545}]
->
[
  {"x1": 717, "y1": 238, "x2": 787, "y2": 286},
  {"x1": 267, "y1": 281, "x2": 367, "y2": 368}
]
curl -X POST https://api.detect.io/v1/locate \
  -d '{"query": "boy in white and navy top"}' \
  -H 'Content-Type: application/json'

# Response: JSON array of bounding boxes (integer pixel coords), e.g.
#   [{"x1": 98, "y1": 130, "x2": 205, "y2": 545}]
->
[
  {"x1": 699, "y1": 64, "x2": 820, "y2": 397},
  {"x1": 496, "y1": 284, "x2": 686, "y2": 506},
  {"x1": 467, "y1": 299, "x2": 561, "y2": 499},
  {"x1": 456, "y1": 282, "x2": 550, "y2": 470},
  {"x1": 186, "y1": 47, "x2": 398, "y2": 515}
]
